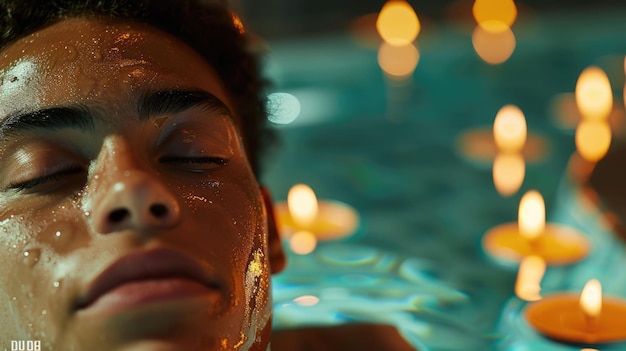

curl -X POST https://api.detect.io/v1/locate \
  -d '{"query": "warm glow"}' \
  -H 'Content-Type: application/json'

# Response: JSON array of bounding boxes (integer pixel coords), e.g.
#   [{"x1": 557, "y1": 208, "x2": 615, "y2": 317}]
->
[
  {"x1": 493, "y1": 104, "x2": 527, "y2": 152},
  {"x1": 376, "y1": 0, "x2": 421, "y2": 46},
  {"x1": 472, "y1": 21, "x2": 516, "y2": 65},
  {"x1": 287, "y1": 184, "x2": 319, "y2": 227},
  {"x1": 576, "y1": 66, "x2": 613, "y2": 121},
  {"x1": 575, "y1": 120, "x2": 611, "y2": 162},
  {"x1": 580, "y1": 279, "x2": 602, "y2": 319},
  {"x1": 472, "y1": 0, "x2": 517, "y2": 28},
  {"x1": 378, "y1": 41, "x2": 419, "y2": 78},
  {"x1": 518, "y1": 190, "x2": 545, "y2": 241},
  {"x1": 492, "y1": 152, "x2": 525, "y2": 196},
  {"x1": 289, "y1": 231, "x2": 317, "y2": 255},
  {"x1": 515, "y1": 255, "x2": 546, "y2": 301},
  {"x1": 231, "y1": 13, "x2": 246, "y2": 34}
]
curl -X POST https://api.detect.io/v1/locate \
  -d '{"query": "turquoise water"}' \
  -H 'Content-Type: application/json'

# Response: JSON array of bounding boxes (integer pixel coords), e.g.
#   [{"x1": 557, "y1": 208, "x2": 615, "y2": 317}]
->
[{"x1": 265, "y1": 9, "x2": 626, "y2": 350}]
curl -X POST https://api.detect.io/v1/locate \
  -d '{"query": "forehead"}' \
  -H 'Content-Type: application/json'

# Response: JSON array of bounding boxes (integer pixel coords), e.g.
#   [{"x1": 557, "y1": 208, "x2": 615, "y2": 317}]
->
[{"x1": 0, "y1": 17, "x2": 234, "y2": 118}]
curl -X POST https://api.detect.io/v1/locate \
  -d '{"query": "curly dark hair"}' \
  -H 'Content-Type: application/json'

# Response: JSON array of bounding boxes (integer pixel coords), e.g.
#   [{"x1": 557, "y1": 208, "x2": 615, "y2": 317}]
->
[{"x1": 0, "y1": 0, "x2": 274, "y2": 176}]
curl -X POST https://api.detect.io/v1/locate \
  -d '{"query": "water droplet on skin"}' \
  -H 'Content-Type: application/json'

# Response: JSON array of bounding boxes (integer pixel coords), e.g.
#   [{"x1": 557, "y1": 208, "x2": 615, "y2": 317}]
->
[
  {"x1": 63, "y1": 45, "x2": 78, "y2": 62},
  {"x1": 83, "y1": 211, "x2": 91, "y2": 217},
  {"x1": 11, "y1": 296, "x2": 16, "y2": 301},
  {"x1": 22, "y1": 248, "x2": 41, "y2": 268},
  {"x1": 41, "y1": 309, "x2": 47, "y2": 315},
  {"x1": 53, "y1": 281, "x2": 60, "y2": 288},
  {"x1": 55, "y1": 231, "x2": 61, "y2": 237}
]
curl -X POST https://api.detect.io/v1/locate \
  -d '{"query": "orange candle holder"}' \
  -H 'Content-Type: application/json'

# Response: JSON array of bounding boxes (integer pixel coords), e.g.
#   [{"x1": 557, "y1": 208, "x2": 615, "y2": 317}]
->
[
  {"x1": 482, "y1": 223, "x2": 590, "y2": 266},
  {"x1": 456, "y1": 127, "x2": 548, "y2": 164},
  {"x1": 525, "y1": 293, "x2": 626, "y2": 343},
  {"x1": 274, "y1": 200, "x2": 360, "y2": 241}
]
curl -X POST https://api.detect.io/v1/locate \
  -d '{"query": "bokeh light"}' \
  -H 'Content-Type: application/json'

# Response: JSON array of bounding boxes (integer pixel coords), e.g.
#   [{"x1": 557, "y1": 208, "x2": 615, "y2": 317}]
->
[
  {"x1": 518, "y1": 190, "x2": 545, "y2": 241},
  {"x1": 515, "y1": 255, "x2": 545, "y2": 302},
  {"x1": 493, "y1": 105, "x2": 527, "y2": 153},
  {"x1": 493, "y1": 152, "x2": 525, "y2": 196},
  {"x1": 472, "y1": 0, "x2": 517, "y2": 28},
  {"x1": 575, "y1": 120, "x2": 611, "y2": 162},
  {"x1": 576, "y1": 66, "x2": 613, "y2": 121},
  {"x1": 376, "y1": 0, "x2": 421, "y2": 46},
  {"x1": 287, "y1": 184, "x2": 319, "y2": 227},
  {"x1": 293, "y1": 295, "x2": 320, "y2": 306},
  {"x1": 378, "y1": 41, "x2": 420, "y2": 78},
  {"x1": 267, "y1": 92, "x2": 301, "y2": 125},
  {"x1": 580, "y1": 279, "x2": 602, "y2": 318},
  {"x1": 289, "y1": 231, "x2": 317, "y2": 255},
  {"x1": 472, "y1": 21, "x2": 516, "y2": 64}
]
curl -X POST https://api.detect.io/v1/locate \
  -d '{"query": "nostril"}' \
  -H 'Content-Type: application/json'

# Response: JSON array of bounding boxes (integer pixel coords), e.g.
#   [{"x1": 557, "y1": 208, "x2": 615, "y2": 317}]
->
[
  {"x1": 109, "y1": 208, "x2": 130, "y2": 223},
  {"x1": 150, "y1": 204, "x2": 168, "y2": 218}
]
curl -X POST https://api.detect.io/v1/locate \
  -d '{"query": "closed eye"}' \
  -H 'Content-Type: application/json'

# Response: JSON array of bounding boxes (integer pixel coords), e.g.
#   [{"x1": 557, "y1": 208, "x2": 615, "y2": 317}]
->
[
  {"x1": 7, "y1": 166, "x2": 86, "y2": 192},
  {"x1": 159, "y1": 156, "x2": 227, "y2": 165},
  {"x1": 159, "y1": 156, "x2": 228, "y2": 173}
]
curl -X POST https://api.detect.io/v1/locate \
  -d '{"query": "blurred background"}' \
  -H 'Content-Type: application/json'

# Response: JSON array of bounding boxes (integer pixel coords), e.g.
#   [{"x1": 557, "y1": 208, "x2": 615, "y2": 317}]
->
[{"x1": 227, "y1": 1, "x2": 626, "y2": 350}]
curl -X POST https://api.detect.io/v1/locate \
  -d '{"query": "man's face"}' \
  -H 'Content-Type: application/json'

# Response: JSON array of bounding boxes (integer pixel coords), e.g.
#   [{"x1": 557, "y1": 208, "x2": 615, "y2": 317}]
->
[{"x1": 0, "y1": 17, "x2": 282, "y2": 351}]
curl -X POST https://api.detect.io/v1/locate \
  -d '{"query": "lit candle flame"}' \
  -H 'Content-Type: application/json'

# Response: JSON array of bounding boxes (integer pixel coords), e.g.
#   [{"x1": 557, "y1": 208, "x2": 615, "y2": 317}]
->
[
  {"x1": 287, "y1": 184, "x2": 319, "y2": 227},
  {"x1": 515, "y1": 255, "x2": 546, "y2": 301},
  {"x1": 575, "y1": 66, "x2": 613, "y2": 121},
  {"x1": 472, "y1": 0, "x2": 518, "y2": 28},
  {"x1": 580, "y1": 278, "x2": 602, "y2": 319},
  {"x1": 493, "y1": 105, "x2": 527, "y2": 153},
  {"x1": 518, "y1": 190, "x2": 545, "y2": 241},
  {"x1": 575, "y1": 120, "x2": 611, "y2": 162},
  {"x1": 376, "y1": 0, "x2": 421, "y2": 46},
  {"x1": 492, "y1": 152, "x2": 525, "y2": 196}
]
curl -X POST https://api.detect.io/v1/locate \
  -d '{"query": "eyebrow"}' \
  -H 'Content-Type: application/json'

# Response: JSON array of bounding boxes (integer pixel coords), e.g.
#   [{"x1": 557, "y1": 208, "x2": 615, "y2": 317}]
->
[
  {"x1": 0, "y1": 89, "x2": 233, "y2": 142},
  {"x1": 138, "y1": 89, "x2": 233, "y2": 121},
  {"x1": 0, "y1": 106, "x2": 94, "y2": 140}
]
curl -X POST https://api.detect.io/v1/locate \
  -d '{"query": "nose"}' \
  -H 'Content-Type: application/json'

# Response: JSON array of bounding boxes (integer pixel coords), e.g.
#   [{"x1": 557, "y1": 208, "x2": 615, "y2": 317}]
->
[{"x1": 93, "y1": 170, "x2": 180, "y2": 234}]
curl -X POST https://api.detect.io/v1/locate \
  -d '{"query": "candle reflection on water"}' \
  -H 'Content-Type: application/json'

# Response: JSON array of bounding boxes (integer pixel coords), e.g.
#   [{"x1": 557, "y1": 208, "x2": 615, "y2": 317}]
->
[{"x1": 515, "y1": 255, "x2": 545, "y2": 302}]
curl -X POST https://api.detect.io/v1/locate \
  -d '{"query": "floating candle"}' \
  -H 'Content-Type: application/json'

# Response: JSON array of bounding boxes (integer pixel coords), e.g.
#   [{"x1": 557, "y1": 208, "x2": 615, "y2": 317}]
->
[
  {"x1": 457, "y1": 105, "x2": 548, "y2": 164},
  {"x1": 482, "y1": 190, "x2": 590, "y2": 265},
  {"x1": 525, "y1": 279, "x2": 626, "y2": 344},
  {"x1": 275, "y1": 184, "x2": 360, "y2": 244}
]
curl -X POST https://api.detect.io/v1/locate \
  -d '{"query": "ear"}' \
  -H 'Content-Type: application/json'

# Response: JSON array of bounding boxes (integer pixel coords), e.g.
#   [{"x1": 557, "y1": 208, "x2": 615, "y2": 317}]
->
[{"x1": 261, "y1": 186, "x2": 286, "y2": 274}]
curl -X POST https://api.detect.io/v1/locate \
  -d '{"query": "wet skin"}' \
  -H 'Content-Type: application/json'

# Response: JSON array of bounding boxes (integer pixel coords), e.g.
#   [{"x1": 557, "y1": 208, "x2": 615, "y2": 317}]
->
[{"x1": 0, "y1": 17, "x2": 285, "y2": 351}]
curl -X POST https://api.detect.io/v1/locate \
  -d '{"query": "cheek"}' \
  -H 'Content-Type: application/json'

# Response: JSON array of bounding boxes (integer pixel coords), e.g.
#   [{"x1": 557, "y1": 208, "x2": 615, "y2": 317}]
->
[{"x1": 0, "y1": 202, "x2": 89, "y2": 342}]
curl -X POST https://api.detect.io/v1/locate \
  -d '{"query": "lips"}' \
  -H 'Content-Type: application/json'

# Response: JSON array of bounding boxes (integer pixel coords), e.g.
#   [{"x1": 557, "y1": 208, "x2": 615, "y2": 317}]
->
[{"x1": 75, "y1": 248, "x2": 222, "y2": 314}]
